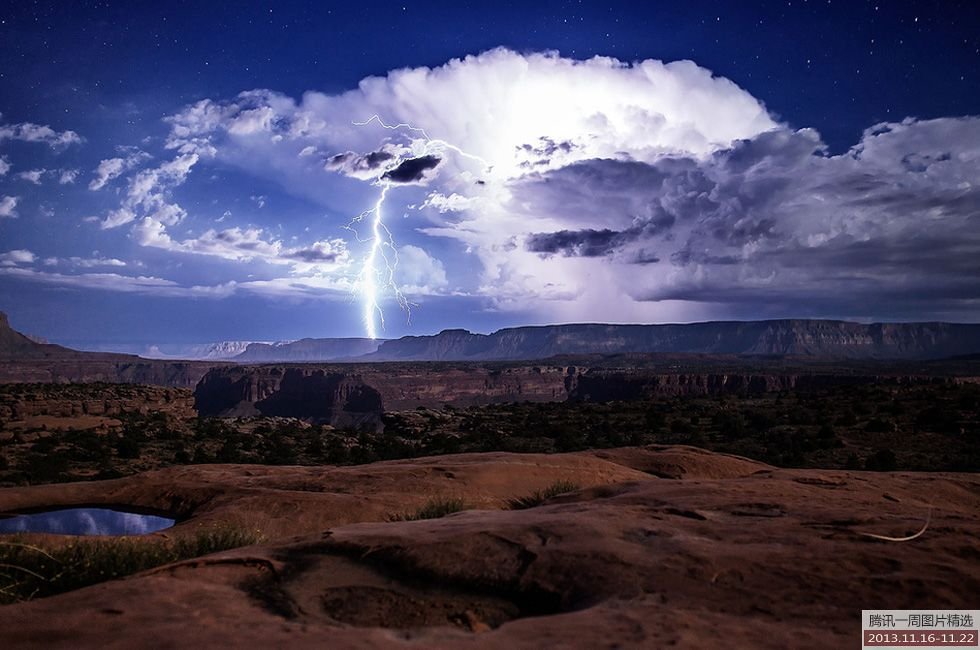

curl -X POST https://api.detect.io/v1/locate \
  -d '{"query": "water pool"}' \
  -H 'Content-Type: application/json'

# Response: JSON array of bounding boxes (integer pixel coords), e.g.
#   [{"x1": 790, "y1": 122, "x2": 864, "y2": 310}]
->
[{"x1": 0, "y1": 507, "x2": 175, "y2": 535}]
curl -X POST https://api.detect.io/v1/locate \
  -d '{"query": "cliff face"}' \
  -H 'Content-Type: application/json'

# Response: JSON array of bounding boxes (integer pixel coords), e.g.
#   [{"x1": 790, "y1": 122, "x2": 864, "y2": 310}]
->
[
  {"x1": 194, "y1": 362, "x2": 957, "y2": 424},
  {"x1": 195, "y1": 367, "x2": 384, "y2": 430},
  {"x1": 370, "y1": 320, "x2": 980, "y2": 361},
  {"x1": 194, "y1": 364, "x2": 574, "y2": 425}
]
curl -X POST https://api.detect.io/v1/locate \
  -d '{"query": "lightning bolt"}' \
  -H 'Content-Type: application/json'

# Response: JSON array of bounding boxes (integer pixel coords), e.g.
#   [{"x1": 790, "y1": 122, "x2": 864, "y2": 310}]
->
[
  {"x1": 346, "y1": 116, "x2": 489, "y2": 340},
  {"x1": 344, "y1": 181, "x2": 409, "y2": 340}
]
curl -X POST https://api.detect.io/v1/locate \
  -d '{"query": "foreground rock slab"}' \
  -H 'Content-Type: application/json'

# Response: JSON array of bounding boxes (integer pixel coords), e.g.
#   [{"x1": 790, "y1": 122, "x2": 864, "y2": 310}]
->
[{"x1": 0, "y1": 446, "x2": 977, "y2": 649}]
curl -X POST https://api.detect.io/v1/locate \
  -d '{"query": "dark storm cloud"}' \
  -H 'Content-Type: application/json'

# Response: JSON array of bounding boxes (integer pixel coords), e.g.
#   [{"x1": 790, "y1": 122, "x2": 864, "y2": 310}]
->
[
  {"x1": 510, "y1": 157, "x2": 685, "y2": 232},
  {"x1": 526, "y1": 228, "x2": 622, "y2": 257},
  {"x1": 513, "y1": 116, "x2": 980, "y2": 319},
  {"x1": 285, "y1": 246, "x2": 340, "y2": 263},
  {"x1": 381, "y1": 154, "x2": 442, "y2": 183},
  {"x1": 324, "y1": 146, "x2": 442, "y2": 184},
  {"x1": 324, "y1": 148, "x2": 395, "y2": 178},
  {"x1": 279, "y1": 239, "x2": 348, "y2": 264}
]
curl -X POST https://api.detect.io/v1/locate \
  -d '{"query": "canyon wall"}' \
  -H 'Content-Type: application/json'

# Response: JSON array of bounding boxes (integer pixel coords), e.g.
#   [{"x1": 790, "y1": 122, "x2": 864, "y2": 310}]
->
[
  {"x1": 369, "y1": 320, "x2": 980, "y2": 361},
  {"x1": 194, "y1": 363, "x2": 959, "y2": 426}
]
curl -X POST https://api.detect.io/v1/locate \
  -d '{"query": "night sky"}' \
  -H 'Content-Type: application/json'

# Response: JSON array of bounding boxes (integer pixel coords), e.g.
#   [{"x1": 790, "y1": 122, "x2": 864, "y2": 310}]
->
[{"x1": 0, "y1": 1, "x2": 977, "y2": 348}]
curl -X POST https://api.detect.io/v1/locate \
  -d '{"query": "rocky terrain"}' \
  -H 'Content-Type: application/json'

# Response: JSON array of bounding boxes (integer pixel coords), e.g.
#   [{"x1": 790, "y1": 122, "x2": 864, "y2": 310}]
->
[
  {"x1": 0, "y1": 384, "x2": 194, "y2": 424},
  {"x1": 367, "y1": 320, "x2": 980, "y2": 361},
  {"x1": 0, "y1": 446, "x2": 976, "y2": 648}
]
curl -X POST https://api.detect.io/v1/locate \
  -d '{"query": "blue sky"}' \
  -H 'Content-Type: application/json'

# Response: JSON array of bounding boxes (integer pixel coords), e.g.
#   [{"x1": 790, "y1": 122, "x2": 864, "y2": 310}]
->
[{"x1": 0, "y1": 1, "x2": 978, "y2": 345}]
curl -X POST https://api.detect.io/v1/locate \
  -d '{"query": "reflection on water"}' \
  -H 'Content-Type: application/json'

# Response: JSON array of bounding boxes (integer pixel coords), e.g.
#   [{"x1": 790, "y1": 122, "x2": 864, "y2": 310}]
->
[{"x1": 0, "y1": 507, "x2": 175, "y2": 535}]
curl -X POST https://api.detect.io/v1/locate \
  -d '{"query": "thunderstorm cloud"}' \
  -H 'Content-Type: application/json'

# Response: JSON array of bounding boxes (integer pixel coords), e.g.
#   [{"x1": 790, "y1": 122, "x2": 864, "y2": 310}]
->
[
  {"x1": 5, "y1": 48, "x2": 979, "y2": 324},
  {"x1": 381, "y1": 155, "x2": 442, "y2": 184}
]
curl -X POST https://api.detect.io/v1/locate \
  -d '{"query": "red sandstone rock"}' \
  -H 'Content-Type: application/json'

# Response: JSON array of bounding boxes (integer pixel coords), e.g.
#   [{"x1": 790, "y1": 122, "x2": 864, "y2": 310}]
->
[{"x1": 0, "y1": 446, "x2": 976, "y2": 649}]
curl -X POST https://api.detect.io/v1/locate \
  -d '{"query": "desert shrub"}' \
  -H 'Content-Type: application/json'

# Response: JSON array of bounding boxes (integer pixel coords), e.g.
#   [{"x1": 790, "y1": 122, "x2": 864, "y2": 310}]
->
[
  {"x1": 215, "y1": 438, "x2": 243, "y2": 463},
  {"x1": 836, "y1": 410, "x2": 859, "y2": 427},
  {"x1": 114, "y1": 434, "x2": 142, "y2": 459},
  {"x1": 714, "y1": 411, "x2": 748, "y2": 440},
  {"x1": 507, "y1": 479, "x2": 581, "y2": 510},
  {"x1": 669, "y1": 418, "x2": 694, "y2": 435},
  {"x1": 644, "y1": 407, "x2": 667, "y2": 432},
  {"x1": 865, "y1": 448, "x2": 897, "y2": 471},
  {"x1": 24, "y1": 451, "x2": 70, "y2": 484},
  {"x1": 0, "y1": 526, "x2": 262, "y2": 604},
  {"x1": 914, "y1": 406, "x2": 960, "y2": 435},
  {"x1": 864, "y1": 418, "x2": 893, "y2": 433},
  {"x1": 389, "y1": 496, "x2": 466, "y2": 521},
  {"x1": 191, "y1": 446, "x2": 214, "y2": 464},
  {"x1": 172, "y1": 445, "x2": 192, "y2": 464}
]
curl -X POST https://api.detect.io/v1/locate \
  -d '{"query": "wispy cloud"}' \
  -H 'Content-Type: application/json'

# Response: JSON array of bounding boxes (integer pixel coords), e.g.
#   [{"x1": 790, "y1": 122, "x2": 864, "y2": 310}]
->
[
  {"x1": 0, "y1": 116, "x2": 83, "y2": 149},
  {"x1": 89, "y1": 150, "x2": 151, "y2": 191}
]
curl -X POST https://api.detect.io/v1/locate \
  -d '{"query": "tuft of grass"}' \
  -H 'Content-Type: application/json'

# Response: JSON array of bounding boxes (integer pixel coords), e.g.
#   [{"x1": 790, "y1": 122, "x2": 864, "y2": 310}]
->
[
  {"x1": 0, "y1": 526, "x2": 262, "y2": 605},
  {"x1": 388, "y1": 496, "x2": 466, "y2": 522},
  {"x1": 507, "y1": 479, "x2": 581, "y2": 510}
]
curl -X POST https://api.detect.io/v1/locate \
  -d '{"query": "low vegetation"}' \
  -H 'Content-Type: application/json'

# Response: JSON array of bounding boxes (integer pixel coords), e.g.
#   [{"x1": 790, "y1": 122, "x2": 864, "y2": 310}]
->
[
  {"x1": 0, "y1": 381, "x2": 977, "y2": 487},
  {"x1": 388, "y1": 496, "x2": 466, "y2": 522},
  {"x1": 0, "y1": 526, "x2": 262, "y2": 604},
  {"x1": 508, "y1": 480, "x2": 581, "y2": 510}
]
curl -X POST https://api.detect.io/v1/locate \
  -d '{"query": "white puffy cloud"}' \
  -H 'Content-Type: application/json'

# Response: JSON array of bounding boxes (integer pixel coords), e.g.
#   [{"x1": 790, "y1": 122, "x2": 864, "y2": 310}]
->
[
  {"x1": 0, "y1": 156, "x2": 9, "y2": 176},
  {"x1": 419, "y1": 192, "x2": 481, "y2": 213},
  {"x1": 89, "y1": 151, "x2": 150, "y2": 190},
  {"x1": 16, "y1": 169, "x2": 45, "y2": 184},
  {"x1": 0, "y1": 195, "x2": 19, "y2": 219},
  {"x1": 227, "y1": 105, "x2": 278, "y2": 135},
  {"x1": 58, "y1": 169, "x2": 79, "y2": 184},
  {"x1": 133, "y1": 222, "x2": 280, "y2": 261},
  {"x1": 0, "y1": 249, "x2": 35, "y2": 266},
  {"x1": 312, "y1": 49, "x2": 776, "y2": 176},
  {"x1": 396, "y1": 245, "x2": 448, "y2": 295},
  {"x1": 99, "y1": 153, "x2": 198, "y2": 229},
  {"x1": 158, "y1": 49, "x2": 774, "y2": 185}
]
